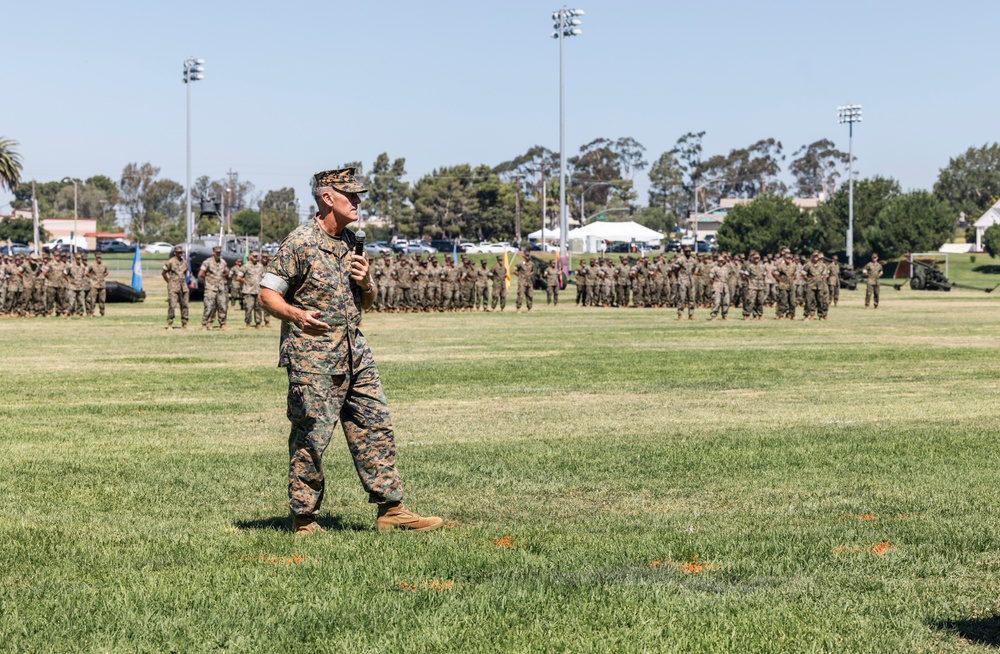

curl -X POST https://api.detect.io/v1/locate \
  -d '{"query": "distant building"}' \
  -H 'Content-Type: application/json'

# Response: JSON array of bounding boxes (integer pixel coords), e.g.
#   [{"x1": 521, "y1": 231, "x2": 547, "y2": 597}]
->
[
  {"x1": 972, "y1": 200, "x2": 1000, "y2": 252},
  {"x1": 41, "y1": 218, "x2": 98, "y2": 249}
]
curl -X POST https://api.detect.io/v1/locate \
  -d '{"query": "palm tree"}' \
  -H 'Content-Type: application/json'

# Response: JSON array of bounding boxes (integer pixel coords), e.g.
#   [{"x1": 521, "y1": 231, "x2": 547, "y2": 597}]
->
[{"x1": 0, "y1": 137, "x2": 23, "y2": 192}]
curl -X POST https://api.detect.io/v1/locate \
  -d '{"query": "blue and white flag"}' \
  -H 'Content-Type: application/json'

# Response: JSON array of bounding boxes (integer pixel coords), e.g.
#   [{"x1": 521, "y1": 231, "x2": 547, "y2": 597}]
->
[
  {"x1": 131, "y1": 244, "x2": 143, "y2": 291},
  {"x1": 452, "y1": 239, "x2": 458, "y2": 266}
]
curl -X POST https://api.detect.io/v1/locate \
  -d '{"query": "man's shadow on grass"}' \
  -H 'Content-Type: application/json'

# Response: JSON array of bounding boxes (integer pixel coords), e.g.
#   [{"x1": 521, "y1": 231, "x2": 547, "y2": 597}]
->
[
  {"x1": 934, "y1": 617, "x2": 1000, "y2": 647},
  {"x1": 234, "y1": 515, "x2": 369, "y2": 533}
]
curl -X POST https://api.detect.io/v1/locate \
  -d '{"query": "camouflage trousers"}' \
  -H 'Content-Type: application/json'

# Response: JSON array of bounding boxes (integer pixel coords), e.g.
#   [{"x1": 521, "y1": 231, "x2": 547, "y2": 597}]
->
[
  {"x1": 286, "y1": 365, "x2": 403, "y2": 517},
  {"x1": 743, "y1": 288, "x2": 766, "y2": 318},
  {"x1": 805, "y1": 285, "x2": 829, "y2": 318},
  {"x1": 476, "y1": 283, "x2": 490, "y2": 309},
  {"x1": 676, "y1": 281, "x2": 695, "y2": 316},
  {"x1": 202, "y1": 289, "x2": 227, "y2": 326},
  {"x1": 865, "y1": 283, "x2": 879, "y2": 308},
  {"x1": 89, "y1": 287, "x2": 106, "y2": 316},
  {"x1": 516, "y1": 282, "x2": 533, "y2": 310},
  {"x1": 491, "y1": 284, "x2": 506, "y2": 311},
  {"x1": 546, "y1": 284, "x2": 558, "y2": 305},
  {"x1": 710, "y1": 284, "x2": 730, "y2": 317},
  {"x1": 46, "y1": 287, "x2": 64, "y2": 315},
  {"x1": 828, "y1": 282, "x2": 839, "y2": 306},
  {"x1": 167, "y1": 287, "x2": 190, "y2": 326},
  {"x1": 243, "y1": 293, "x2": 263, "y2": 326},
  {"x1": 66, "y1": 288, "x2": 86, "y2": 316},
  {"x1": 776, "y1": 287, "x2": 796, "y2": 318},
  {"x1": 616, "y1": 284, "x2": 629, "y2": 308}
]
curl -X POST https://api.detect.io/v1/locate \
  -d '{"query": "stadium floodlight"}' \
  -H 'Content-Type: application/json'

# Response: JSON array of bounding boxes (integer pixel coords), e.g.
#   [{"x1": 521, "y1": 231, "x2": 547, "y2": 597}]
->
[
  {"x1": 837, "y1": 104, "x2": 862, "y2": 267},
  {"x1": 551, "y1": 6, "x2": 584, "y2": 266},
  {"x1": 183, "y1": 56, "x2": 206, "y2": 247}
]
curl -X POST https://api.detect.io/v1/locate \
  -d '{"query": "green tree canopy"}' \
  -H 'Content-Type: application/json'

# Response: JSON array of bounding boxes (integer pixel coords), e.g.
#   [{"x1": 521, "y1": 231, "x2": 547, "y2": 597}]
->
[
  {"x1": 0, "y1": 138, "x2": 22, "y2": 193},
  {"x1": 934, "y1": 143, "x2": 1000, "y2": 220},
  {"x1": 260, "y1": 188, "x2": 298, "y2": 244},
  {"x1": 983, "y1": 224, "x2": 1000, "y2": 258},
  {"x1": 789, "y1": 139, "x2": 851, "y2": 198},
  {"x1": 232, "y1": 208, "x2": 260, "y2": 237},
  {"x1": 862, "y1": 190, "x2": 955, "y2": 259},
  {"x1": 811, "y1": 176, "x2": 902, "y2": 259},
  {"x1": 715, "y1": 194, "x2": 816, "y2": 255},
  {"x1": 0, "y1": 217, "x2": 49, "y2": 244}
]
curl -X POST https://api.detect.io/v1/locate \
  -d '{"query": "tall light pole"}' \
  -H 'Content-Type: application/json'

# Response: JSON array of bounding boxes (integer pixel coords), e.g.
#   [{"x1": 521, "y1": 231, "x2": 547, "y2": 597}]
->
[
  {"x1": 61, "y1": 177, "x2": 78, "y2": 253},
  {"x1": 183, "y1": 57, "x2": 205, "y2": 246},
  {"x1": 551, "y1": 6, "x2": 584, "y2": 265},
  {"x1": 579, "y1": 180, "x2": 618, "y2": 226},
  {"x1": 837, "y1": 104, "x2": 862, "y2": 267}
]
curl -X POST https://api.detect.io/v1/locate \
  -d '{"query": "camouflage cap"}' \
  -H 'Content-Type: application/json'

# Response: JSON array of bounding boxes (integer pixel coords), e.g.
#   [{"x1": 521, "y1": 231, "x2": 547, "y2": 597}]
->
[
  {"x1": 212, "y1": 246, "x2": 222, "y2": 253},
  {"x1": 313, "y1": 167, "x2": 368, "y2": 194}
]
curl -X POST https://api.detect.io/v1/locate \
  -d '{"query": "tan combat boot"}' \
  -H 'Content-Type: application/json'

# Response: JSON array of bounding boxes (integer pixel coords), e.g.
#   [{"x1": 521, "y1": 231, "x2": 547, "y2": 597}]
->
[
  {"x1": 376, "y1": 503, "x2": 444, "y2": 533},
  {"x1": 292, "y1": 515, "x2": 324, "y2": 536}
]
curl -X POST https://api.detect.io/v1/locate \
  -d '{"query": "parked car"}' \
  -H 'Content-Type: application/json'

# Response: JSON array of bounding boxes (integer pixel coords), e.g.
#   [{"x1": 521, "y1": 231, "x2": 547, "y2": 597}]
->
[
  {"x1": 390, "y1": 240, "x2": 410, "y2": 253},
  {"x1": 0, "y1": 242, "x2": 33, "y2": 255},
  {"x1": 51, "y1": 243, "x2": 89, "y2": 254},
  {"x1": 459, "y1": 242, "x2": 484, "y2": 254},
  {"x1": 98, "y1": 240, "x2": 133, "y2": 253},
  {"x1": 409, "y1": 242, "x2": 438, "y2": 254},
  {"x1": 607, "y1": 242, "x2": 652, "y2": 253},
  {"x1": 484, "y1": 242, "x2": 518, "y2": 254},
  {"x1": 144, "y1": 242, "x2": 174, "y2": 254},
  {"x1": 696, "y1": 240, "x2": 714, "y2": 253},
  {"x1": 262, "y1": 242, "x2": 280, "y2": 256},
  {"x1": 529, "y1": 242, "x2": 558, "y2": 252},
  {"x1": 364, "y1": 241, "x2": 393, "y2": 255},
  {"x1": 664, "y1": 239, "x2": 682, "y2": 253},
  {"x1": 42, "y1": 236, "x2": 87, "y2": 253},
  {"x1": 429, "y1": 239, "x2": 460, "y2": 253}
]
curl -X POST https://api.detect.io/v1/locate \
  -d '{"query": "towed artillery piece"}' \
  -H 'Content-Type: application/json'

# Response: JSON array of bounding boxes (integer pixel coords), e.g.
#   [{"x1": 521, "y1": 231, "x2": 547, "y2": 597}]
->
[{"x1": 892, "y1": 253, "x2": 997, "y2": 293}]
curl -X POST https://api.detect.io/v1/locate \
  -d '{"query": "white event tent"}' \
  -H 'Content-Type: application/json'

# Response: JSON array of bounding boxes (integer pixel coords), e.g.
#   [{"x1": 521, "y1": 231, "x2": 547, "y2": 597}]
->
[
  {"x1": 565, "y1": 221, "x2": 664, "y2": 242},
  {"x1": 527, "y1": 227, "x2": 562, "y2": 240}
]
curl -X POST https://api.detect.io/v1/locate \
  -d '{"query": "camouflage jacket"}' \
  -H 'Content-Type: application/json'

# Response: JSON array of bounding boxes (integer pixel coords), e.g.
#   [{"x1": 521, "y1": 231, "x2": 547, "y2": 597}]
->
[
  {"x1": 774, "y1": 260, "x2": 797, "y2": 290},
  {"x1": 87, "y1": 262, "x2": 108, "y2": 289},
  {"x1": 199, "y1": 257, "x2": 229, "y2": 293},
  {"x1": 261, "y1": 220, "x2": 370, "y2": 374},
  {"x1": 542, "y1": 266, "x2": 560, "y2": 286},
  {"x1": 803, "y1": 261, "x2": 828, "y2": 289},
  {"x1": 239, "y1": 261, "x2": 265, "y2": 295},
  {"x1": 673, "y1": 255, "x2": 697, "y2": 283},
  {"x1": 745, "y1": 262, "x2": 767, "y2": 291},
  {"x1": 162, "y1": 257, "x2": 188, "y2": 292},
  {"x1": 64, "y1": 263, "x2": 86, "y2": 291},
  {"x1": 862, "y1": 261, "x2": 882, "y2": 285},
  {"x1": 514, "y1": 259, "x2": 535, "y2": 283},
  {"x1": 708, "y1": 262, "x2": 732, "y2": 289},
  {"x1": 489, "y1": 263, "x2": 507, "y2": 286}
]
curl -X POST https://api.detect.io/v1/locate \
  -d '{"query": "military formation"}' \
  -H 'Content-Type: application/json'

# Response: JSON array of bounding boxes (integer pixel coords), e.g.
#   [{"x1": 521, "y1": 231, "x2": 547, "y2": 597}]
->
[
  {"x1": 0, "y1": 251, "x2": 108, "y2": 318},
  {"x1": 571, "y1": 247, "x2": 883, "y2": 320},
  {"x1": 366, "y1": 252, "x2": 536, "y2": 313}
]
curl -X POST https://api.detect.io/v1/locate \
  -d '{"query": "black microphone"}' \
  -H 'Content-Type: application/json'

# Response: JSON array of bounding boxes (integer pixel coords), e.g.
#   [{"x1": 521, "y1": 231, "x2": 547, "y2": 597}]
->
[{"x1": 354, "y1": 229, "x2": 366, "y2": 256}]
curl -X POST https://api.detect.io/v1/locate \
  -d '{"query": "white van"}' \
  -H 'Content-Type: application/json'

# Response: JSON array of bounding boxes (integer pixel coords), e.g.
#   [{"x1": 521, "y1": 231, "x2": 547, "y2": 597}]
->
[{"x1": 42, "y1": 236, "x2": 88, "y2": 252}]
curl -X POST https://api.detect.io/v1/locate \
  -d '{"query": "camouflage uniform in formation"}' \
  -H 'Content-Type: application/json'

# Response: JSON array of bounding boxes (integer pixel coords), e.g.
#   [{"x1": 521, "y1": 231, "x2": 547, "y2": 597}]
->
[
  {"x1": 162, "y1": 249, "x2": 190, "y2": 328},
  {"x1": 514, "y1": 254, "x2": 534, "y2": 312},
  {"x1": 260, "y1": 220, "x2": 402, "y2": 518},
  {"x1": 708, "y1": 256, "x2": 732, "y2": 319},
  {"x1": 743, "y1": 254, "x2": 767, "y2": 320},
  {"x1": 474, "y1": 260, "x2": 490, "y2": 310},
  {"x1": 87, "y1": 256, "x2": 108, "y2": 316},
  {"x1": 239, "y1": 254, "x2": 265, "y2": 327},
  {"x1": 673, "y1": 249, "x2": 697, "y2": 319},
  {"x1": 489, "y1": 257, "x2": 507, "y2": 311},
  {"x1": 827, "y1": 257, "x2": 841, "y2": 307},
  {"x1": 773, "y1": 253, "x2": 797, "y2": 320},
  {"x1": 199, "y1": 250, "x2": 229, "y2": 328},
  {"x1": 543, "y1": 261, "x2": 560, "y2": 305},
  {"x1": 862, "y1": 255, "x2": 882, "y2": 308},
  {"x1": 802, "y1": 253, "x2": 830, "y2": 320},
  {"x1": 64, "y1": 256, "x2": 87, "y2": 316}
]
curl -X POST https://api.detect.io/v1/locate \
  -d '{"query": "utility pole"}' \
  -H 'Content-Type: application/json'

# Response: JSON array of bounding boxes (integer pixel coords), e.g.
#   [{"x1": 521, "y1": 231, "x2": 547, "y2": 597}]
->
[
  {"x1": 31, "y1": 181, "x2": 39, "y2": 253},
  {"x1": 514, "y1": 173, "x2": 522, "y2": 244},
  {"x1": 227, "y1": 168, "x2": 234, "y2": 234}
]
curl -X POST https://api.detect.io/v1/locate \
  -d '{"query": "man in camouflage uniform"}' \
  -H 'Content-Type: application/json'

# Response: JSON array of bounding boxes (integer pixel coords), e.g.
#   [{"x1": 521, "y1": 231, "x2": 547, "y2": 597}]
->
[
  {"x1": 258, "y1": 167, "x2": 442, "y2": 535},
  {"x1": 489, "y1": 255, "x2": 507, "y2": 311},
  {"x1": 743, "y1": 252, "x2": 767, "y2": 320},
  {"x1": 862, "y1": 252, "x2": 882, "y2": 309},
  {"x1": 260, "y1": 253, "x2": 273, "y2": 327},
  {"x1": 230, "y1": 259, "x2": 244, "y2": 309},
  {"x1": 773, "y1": 249, "x2": 797, "y2": 320},
  {"x1": 5, "y1": 255, "x2": 23, "y2": 316},
  {"x1": 475, "y1": 259, "x2": 490, "y2": 310},
  {"x1": 803, "y1": 251, "x2": 830, "y2": 320},
  {"x1": 514, "y1": 250, "x2": 535, "y2": 313},
  {"x1": 708, "y1": 253, "x2": 732, "y2": 320},
  {"x1": 239, "y1": 250, "x2": 265, "y2": 328},
  {"x1": 199, "y1": 245, "x2": 229, "y2": 330},
  {"x1": 673, "y1": 247, "x2": 697, "y2": 320},
  {"x1": 20, "y1": 255, "x2": 38, "y2": 316},
  {"x1": 161, "y1": 245, "x2": 190, "y2": 330},
  {"x1": 574, "y1": 261, "x2": 588, "y2": 305},
  {"x1": 87, "y1": 252, "x2": 109, "y2": 317},
  {"x1": 542, "y1": 259, "x2": 560, "y2": 305},
  {"x1": 459, "y1": 260, "x2": 475, "y2": 311},
  {"x1": 441, "y1": 258, "x2": 460, "y2": 311},
  {"x1": 827, "y1": 255, "x2": 841, "y2": 307},
  {"x1": 615, "y1": 258, "x2": 631, "y2": 307},
  {"x1": 64, "y1": 253, "x2": 87, "y2": 317}
]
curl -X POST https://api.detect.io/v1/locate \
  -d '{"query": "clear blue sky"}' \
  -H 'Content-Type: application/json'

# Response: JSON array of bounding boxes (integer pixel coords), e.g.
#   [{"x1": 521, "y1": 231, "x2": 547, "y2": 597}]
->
[{"x1": 4, "y1": 0, "x2": 997, "y2": 217}]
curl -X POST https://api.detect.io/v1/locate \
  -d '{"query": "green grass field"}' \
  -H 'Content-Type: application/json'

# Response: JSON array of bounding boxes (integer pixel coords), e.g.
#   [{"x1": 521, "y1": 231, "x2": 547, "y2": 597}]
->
[{"x1": 2, "y1": 254, "x2": 999, "y2": 653}]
